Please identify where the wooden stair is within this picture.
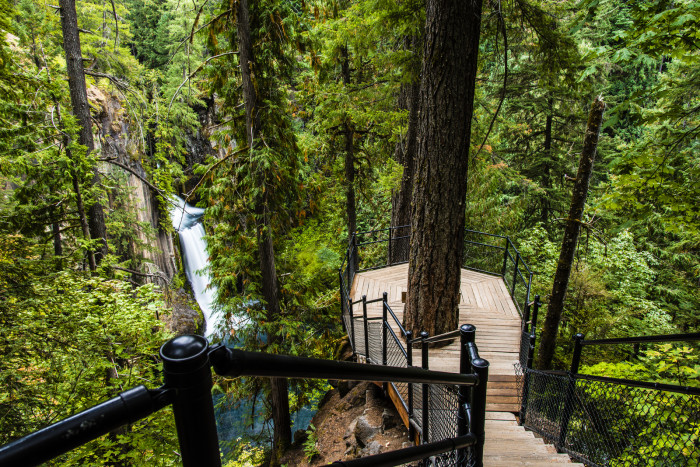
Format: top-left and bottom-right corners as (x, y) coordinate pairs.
(485, 413), (584, 466)
(350, 264), (582, 466)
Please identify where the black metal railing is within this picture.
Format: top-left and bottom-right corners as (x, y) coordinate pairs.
(340, 226), (532, 318)
(340, 226), (516, 466)
(519, 332), (700, 466)
(0, 331), (490, 467)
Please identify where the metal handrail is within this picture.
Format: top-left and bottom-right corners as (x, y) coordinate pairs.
(0, 333), (488, 467)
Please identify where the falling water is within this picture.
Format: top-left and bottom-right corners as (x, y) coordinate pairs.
(170, 197), (221, 339)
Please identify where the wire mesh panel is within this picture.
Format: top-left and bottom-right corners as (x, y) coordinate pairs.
(366, 320), (383, 365)
(522, 368), (700, 467)
(519, 330), (530, 369)
(356, 230), (391, 271)
(428, 385), (459, 442)
(462, 230), (505, 275)
(352, 317), (367, 358)
(522, 369), (569, 442)
(388, 229), (410, 265)
(429, 385), (462, 466)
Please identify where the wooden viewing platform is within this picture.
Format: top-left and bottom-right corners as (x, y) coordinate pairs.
(350, 264), (583, 466)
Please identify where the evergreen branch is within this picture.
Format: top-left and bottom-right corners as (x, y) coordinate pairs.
(183, 144), (250, 203)
(167, 51), (239, 118)
(98, 158), (168, 199)
(83, 70), (129, 92)
(164, 9), (233, 68)
(112, 266), (170, 284)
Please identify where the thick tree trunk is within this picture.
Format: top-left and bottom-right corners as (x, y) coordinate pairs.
(404, 0), (483, 337)
(536, 97), (605, 370)
(236, 1), (291, 463)
(59, 0), (107, 264)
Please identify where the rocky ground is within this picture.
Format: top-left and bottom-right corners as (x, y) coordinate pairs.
(281, 380), (414, 466)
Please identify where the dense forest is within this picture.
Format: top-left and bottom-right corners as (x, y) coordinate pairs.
(0, 0), (697, 465)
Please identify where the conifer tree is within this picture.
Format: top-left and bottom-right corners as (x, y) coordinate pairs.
(404, 0), (483, 336)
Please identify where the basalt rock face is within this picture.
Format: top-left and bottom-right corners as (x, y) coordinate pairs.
(88, 85), (178, 282)
(87, 86), (206, 335)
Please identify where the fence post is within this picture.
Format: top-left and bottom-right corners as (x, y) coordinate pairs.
(501, 238), (509, 277)
(421, 331), (429, 444)
(520, 295), (541, 425)
(388, 227), (393, 266)
(471, 353), (489, 467)
(339, 271), (347, 335)
(557, 333), (584, 451)
(382, 292), (389, 393)
(160, 335), (221, 467)
(511, 251), (520, 296)
(362, 295), (370, 360)
(348, 292), (356, 354)
(522, 300), (531, 334)
(458, 324), (476, 464)
(406, 331), (414, 442)
(531, 294), (540, 332)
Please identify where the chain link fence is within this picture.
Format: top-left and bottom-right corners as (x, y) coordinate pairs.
(519, 367), (700, 466)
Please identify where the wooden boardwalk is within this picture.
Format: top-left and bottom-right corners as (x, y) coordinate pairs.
(350, 264), (582, 466)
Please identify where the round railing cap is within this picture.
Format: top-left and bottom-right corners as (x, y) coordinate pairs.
(160, 335), (208, 362)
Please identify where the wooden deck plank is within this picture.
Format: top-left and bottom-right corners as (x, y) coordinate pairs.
(348, 264), (578, 465)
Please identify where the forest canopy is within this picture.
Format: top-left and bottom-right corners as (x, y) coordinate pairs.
(0, 0), (698, 464)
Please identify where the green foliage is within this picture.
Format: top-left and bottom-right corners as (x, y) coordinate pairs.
(584, 343), (700, 387)
(303, 423), (319, 461)
(0, 234), (177, 464)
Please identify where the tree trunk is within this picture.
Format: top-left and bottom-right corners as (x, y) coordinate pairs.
(404, 0), (483, 337)
(341, 46), (356, 242)
(536, 97), (605, 370)
(390, 60), (420, 264)
(59, 0), (107, 264)
(236, 0), (291, 463)
(541, 99), (553, 224)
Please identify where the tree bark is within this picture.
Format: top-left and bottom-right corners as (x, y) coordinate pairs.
(403, 0), (483, 337)
(390, 53), (420, 264)
(59, 0), (107, 264)
(541, 99), (553, 224)
(236, 0), (291, 463)
(536, 97), (605, 370)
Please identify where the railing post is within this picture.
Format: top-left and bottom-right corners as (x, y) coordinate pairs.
(388, 227), (393, 266)
(471, 353), (489, 467)
(362, 295), (370, 360)
(511, 251), (520, 296)
(531, 294), (540, 332)
(406, 331), (414, 442)
(522, 300), (531, 334)
(458, 324), (476, 464)
(382, 292), (389, 393)
(420, 331), (429, 444)
(558, 333), (584, 451)
(160, 335), (221, 467)
(520, 295), (540, 425)
(339, 271), (347, 335)
(501, 238), (509, 277)
(348, 294), (356, 354)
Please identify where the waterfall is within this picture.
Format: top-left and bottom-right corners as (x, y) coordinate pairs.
(170, 198), (221, 339)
